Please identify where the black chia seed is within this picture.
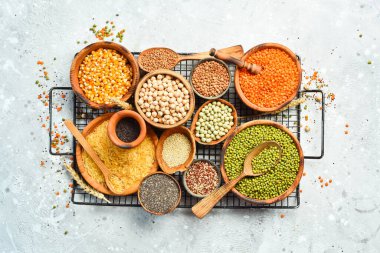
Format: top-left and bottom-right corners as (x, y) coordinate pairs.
(116, 117), (140, 143)
(139, 174), (180, 214)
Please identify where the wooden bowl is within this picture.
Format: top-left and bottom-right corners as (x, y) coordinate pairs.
(76, 113), (158, 196)
(156, 126), (196, 174)
(234, 43), (302, 112)
(182, 159), (221, 198)
(220, 120), (304, 204)
(70, 42), (140, 109)
(189, 57), (231, 100)
(190, 99), (238, 146)
(107, 110), (147, 149)
(138, 171), (181, 215)
(134, 69), (195, 129)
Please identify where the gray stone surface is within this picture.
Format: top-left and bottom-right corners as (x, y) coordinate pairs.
(0, 0), (379, 252)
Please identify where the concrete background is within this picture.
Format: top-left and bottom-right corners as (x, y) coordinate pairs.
(0, 0), (379, 252)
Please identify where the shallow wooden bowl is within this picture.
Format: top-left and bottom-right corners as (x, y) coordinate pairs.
(234, 43), (302, 112)
(156, 126), (196, 174)
(190, 99), (237, 146)
(220, 120), (304, 204)
(134, 69), (195, 129)
(70, 42), (140, 109)
(138, 171), (181, 215)
(76, 113), (158, 196)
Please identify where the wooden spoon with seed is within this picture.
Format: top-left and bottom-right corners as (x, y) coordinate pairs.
(192, 141), (282, 219)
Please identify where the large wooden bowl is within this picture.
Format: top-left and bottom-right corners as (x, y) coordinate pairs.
(234, 43), (302, 112)
(190, 99), (237, 146)
(70, 42), (140, 109)
(156, 126), (196, 174)
(76, 113), (158, 196)
(134, 69), (195, 129)
(220, 120), (304, 204)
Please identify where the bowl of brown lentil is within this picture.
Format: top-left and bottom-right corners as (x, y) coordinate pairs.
(182, 159), (221, 198)
(190, 58), (231, 99)
(156, 126), (196, 174)
(70, 41), (140, 109)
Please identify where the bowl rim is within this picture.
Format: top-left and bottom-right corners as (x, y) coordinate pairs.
(137, 171), (182, 215)
(189, 57), (231, 100)
(182, 159), (222, 198)
(220, 120), (304, 204)
(234, 43), (302, 112)
(70, 41), (140, 110)
(107, 110), (147, 149)
(134, 69), (195, 129)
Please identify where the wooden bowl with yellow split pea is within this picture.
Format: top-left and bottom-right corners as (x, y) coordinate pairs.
(70, 41), (140, 109)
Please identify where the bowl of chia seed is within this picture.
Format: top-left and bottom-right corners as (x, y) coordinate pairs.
(138, 172), (181, 215)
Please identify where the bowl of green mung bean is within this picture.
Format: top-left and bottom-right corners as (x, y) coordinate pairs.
(220, 120), (304, 204)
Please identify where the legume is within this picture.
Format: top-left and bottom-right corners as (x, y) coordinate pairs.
(251, 146), (281, 175)
(191, 60), (230, 97)
(139, 48), (178, 72)
(239, 48), (299, 108)
(224, 125), (300, 200)
(195, 101), (234, 143)
(185, 161), (219, 196)
(162, 133), (191, 168)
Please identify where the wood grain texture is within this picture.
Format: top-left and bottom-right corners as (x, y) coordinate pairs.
(234, 43), (302, 112)
(70, 41), (140, 109)
(134, 69), (195, 129)
(190, 99), (237, 146)
(156, 126), (196, 174)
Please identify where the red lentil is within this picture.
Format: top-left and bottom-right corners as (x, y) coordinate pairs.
(185, 161), (219, 196)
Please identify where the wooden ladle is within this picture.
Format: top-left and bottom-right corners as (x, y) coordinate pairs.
(138, 45), (244, 72)
(191, 141), (282, 219)
(209, 48), (262, 74)
(64, 120), (126, 195)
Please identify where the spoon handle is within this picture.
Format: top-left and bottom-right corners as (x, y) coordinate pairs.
(192, 173), (246, 219)
(210, 48), (262, 74)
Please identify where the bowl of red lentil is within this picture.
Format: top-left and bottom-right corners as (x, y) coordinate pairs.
(182, 159), (221, 198)
(235, 43), (302, 112)
(190, 58), (231, 99)
(70, 41), (140, 109)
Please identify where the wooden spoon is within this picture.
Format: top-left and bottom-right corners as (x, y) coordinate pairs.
(209, 48), (262, 74)
(191, 141), (282, 219)
(138, 45), (244, 72)
(64, 120), (126, 195)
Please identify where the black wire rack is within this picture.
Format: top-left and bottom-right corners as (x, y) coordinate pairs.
(49, 52), (324, 209)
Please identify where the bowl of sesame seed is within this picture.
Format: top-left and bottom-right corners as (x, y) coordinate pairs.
(70, 41), (140, 109)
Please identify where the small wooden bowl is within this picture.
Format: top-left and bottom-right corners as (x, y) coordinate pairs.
(190, 99), (238, 146)
(138, 171), (181, 215)
(220, 120), (304, 204)
(70, 42), (140, 109)
(182, 159), (221, 198)
(189, 57), (231, 100)
(134, 69), (195, 129)
(234, 43), (302, 112)
(156, 126), (196, 174)
(107, 110), (147, 149)
(76, 113), (158, 196)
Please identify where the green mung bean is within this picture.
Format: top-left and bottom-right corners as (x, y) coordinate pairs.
(251, 146), (281, 175)
(224, 125), (300, 200)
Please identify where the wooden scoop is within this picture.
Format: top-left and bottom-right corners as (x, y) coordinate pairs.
(138, 45), (244, 72)
(210, 48), (262, 74)
(191, 141), (282, 219)
(64, 120), (126, 195)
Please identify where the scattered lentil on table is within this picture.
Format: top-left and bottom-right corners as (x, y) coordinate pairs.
(78, 48), (133, 104)
(191, 60), (230, 97)
(137, 74), (191, 125)
(239, 48), (299, 108)
(139, 48), (178, 72)
(195, 101), (234, 143)
(224, 125), (300, 200)
(185, 161), (219, 196)
(162, 133), (191, 168)
(139, 174), (180, 214)
(116, 117), (140, 142)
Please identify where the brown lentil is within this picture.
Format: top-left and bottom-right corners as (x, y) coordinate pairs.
(191, 60), (230, 97)
(139, 48), (178, 72)
(185, 161), (219, 196)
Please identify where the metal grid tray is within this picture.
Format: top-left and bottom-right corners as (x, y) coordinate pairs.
(49, 53), (324, 209)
